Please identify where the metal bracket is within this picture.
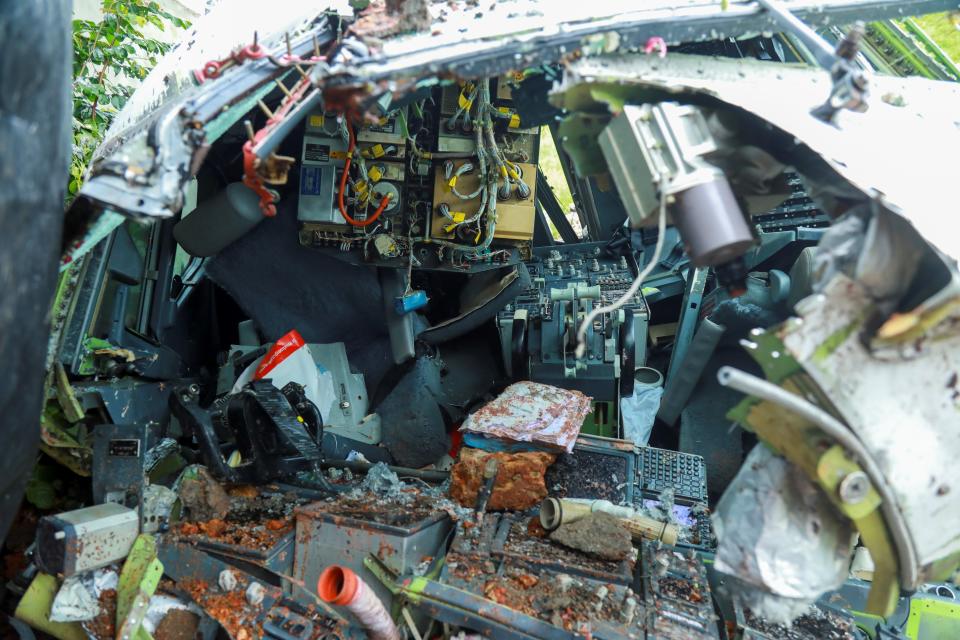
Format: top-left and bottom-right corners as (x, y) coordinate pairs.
(117, 535), (164, 640)
(731, 382), (901, 617)
(666, 267), (708, 385)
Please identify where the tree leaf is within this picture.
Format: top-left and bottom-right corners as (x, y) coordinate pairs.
(68, 0), (190, 196)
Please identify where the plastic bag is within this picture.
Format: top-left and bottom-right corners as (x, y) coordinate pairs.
(620, 385), (663, 446)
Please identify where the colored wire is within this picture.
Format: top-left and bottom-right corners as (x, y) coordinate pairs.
(337, 121), (388, 227)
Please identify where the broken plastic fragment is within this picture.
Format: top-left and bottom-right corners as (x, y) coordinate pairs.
(218, 569), (237, 592)
(361, 461), (402, 496)
(245, 582), (266, 606)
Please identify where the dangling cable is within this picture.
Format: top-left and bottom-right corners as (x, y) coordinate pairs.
(404, 234), (416, 296)
(574, 176), (669, 359)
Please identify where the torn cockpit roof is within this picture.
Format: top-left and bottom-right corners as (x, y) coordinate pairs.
(94, 0), (958, 154)
(96, 1), (352, 159)
(63, 0), (957, 269)
(345, 0), (959, 79)
(554, 52), (960, 266)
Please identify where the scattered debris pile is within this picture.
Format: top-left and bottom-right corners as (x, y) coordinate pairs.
(180, 573), (262, 640)
(642, 542), (718, 638)
(546, 447), (631, 503)
(740, 605), (860, 640)
(297, 485), (443, 528)
(12, 379), (728, 639)
(174, 484), (308, 552)
(14, 381), (855, 640)
(447, 556), (640, 632)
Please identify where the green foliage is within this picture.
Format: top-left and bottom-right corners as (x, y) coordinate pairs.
(913, 14), (960, 65)
(70, 1), (190, 196)
(25, 464), (61, 510)
(538, 127), (574, 214)
(25, 456), (87, 511)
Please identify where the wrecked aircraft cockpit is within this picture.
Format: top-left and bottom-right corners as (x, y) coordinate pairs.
(22, 0), (960, 638)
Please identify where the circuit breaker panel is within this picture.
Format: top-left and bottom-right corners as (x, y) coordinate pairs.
(298, 114), (350, 228)
(296, 77), (539, 271)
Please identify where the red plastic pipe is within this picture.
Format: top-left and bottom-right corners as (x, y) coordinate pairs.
(337, 123), (388, 227)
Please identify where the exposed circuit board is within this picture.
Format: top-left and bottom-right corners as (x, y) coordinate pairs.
(296, 76), (540, 273)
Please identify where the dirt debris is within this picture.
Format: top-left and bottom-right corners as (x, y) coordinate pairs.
(155, 609), (200, 640)
(181, 577), (262, 640)
(447, 554), (638, 632)
(449, 448), (556, 511)
(546, 449), (630, 504)
(227, 485), (260, 499)
(175, 486), (305, 551)
(351, 0), (433, 39)
(298, 487), (440, 528)
(526, 516), (547, 538)
(549, 512), (634, 562)
(298, 464), (468, 539)
(176, 517), (293, 550)
(743, 606), (858, 640)
(178, 467), (231, 522)
(84, 588), (117, 640)
(657, 575), (706, 604)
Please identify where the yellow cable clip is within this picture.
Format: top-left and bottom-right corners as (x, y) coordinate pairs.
(497, 106), (521, 128)
(443, 212), (466, 233)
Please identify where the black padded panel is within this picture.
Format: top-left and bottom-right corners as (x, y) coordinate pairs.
(679, 347), (759, 498)
(420, 263), (530, 345)
(206, 198), (394, 392)
(376, 355), (449, 467)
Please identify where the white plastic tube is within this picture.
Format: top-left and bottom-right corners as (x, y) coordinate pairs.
(318, 566), (400, 640)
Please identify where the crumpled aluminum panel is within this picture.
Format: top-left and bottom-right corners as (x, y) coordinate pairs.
(103, 0), (349, 143)
(713, 445), (855, 623)
(779, 275), (960, 580)
(558, 52), (960, 263)
(361, 1), (953, 81)
(460, 381), (592, 453)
